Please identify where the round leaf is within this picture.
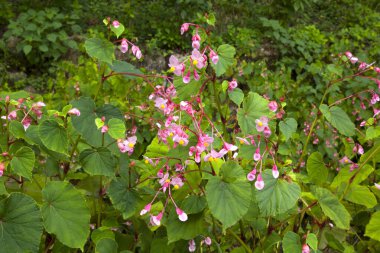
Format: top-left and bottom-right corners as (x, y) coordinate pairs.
(107, 118), (126, 139)
(42, 181), (91, 250)
(166, 211), (206, 243)
(84, 38), (115, 65)
(365, 211), (380, 241)
(0, 193), (43, 253)
(96, 238), (118, 253)
(80, 148), (116, 177)
(319, 104), (355, 137)
(307, 152), (328, 186)
(279, 118), (297, 141)
(212, 44), (236, 76)
(206, 161), (251, 229)
(256, 170), (301, 216)
(39, 120), (68, 154)
(10, 146), (35, 180)
(282, 231), (302, 253)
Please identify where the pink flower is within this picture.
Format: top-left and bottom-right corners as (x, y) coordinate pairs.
(180, 23), (189, 35)
(112, 20), (120, 28)
(255, 116), (269, 132)
(358, 62), (367, 70)
(68, 108), (80, 116)
(247, 169), (256, 181)
(191, 49), (206, 69)
(173, 135), (189, 146)
(339, 156), (352, 165)
(253, 148), (261, 161)
(22, 117), (32, 130)
(159, 173), (170, 192)
(118, 136), (137, 154)
(374, 67), (380, 74)
(353, 143), (364, 155)
(204, 237), (212, 246)
(157, 169), (164, 178)
(188, 239), (196, 252)
(272, 164), (279, 178)
(183, 71), (191, 83)
(132, 45), (142, 59)
(193, 70), (200, 81)
(345, 51), (352, 58)
(140, 203), (152, 215)
(32, 101), (46, 108)
(236, 137), (250, 145)
(180, 101), (195, 115)
(154, 97), (168, 110)
(374, 108), (380, 117)
(101, 125), (108, 133)
(375, 183), (380, 190)
(171, 176), (184, 189)
(209, 50), (219, 64)
(268, 101), (278, 112)
(0, 162), (4, 177)
(204, 149), (223, 162)
(370, 93), (379, 104)
(302, 244), (310, 253)
(350, 57), (358, 64)
(176, 208), (188, 222)
(228, 80), (238, 91)
(120, 38), (128, 53)
(359, 121), (366, 127)
(150, 212), (163, 226)
(219, 142), (238, 156)
(168, 55), (184, 76)
(263, 126), (271, 138)
(192, 34), (201, 49)
(255, 173), (265, 190)
(7, 110), (17, 120)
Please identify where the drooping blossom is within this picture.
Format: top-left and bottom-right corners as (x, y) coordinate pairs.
(0, 162), (4, 177)
(370, 93), (379, 104)
(183, 71), (191, 83)
(209, 50), (219, 64)
(353, 143), (364, 155)
(253, 148), (261, 161)
(263, 126), (271, 138)
(350, 57), (358, 64)
(247, 169), (256, 181)
(255, 116), (269, 132)
(7, 110), (17, 120)
(176, 208), (188, 222)
(32, 101), (46, 108)
(180, 23), (189, 35)
(272, 164), (279, 178)
(268, 101), (278, 112)
(193, 70), (200, 81)
(120, 38), (128, 53)
(140, 203), (152, 215)
(204, 237), (212, 246)
(375, 183), (380, 190)
(219, 142), (238, 156)
(132, 45), (142, 59)
(255, 173), (265, 190)
(101, 125), (108, 133)
(191, 34), (201, 49)
(168, 55), (184, 76)
(358, 62), (367, 70)
(112, 20), (120, 28)
(302, 244), (310, 253)
(228, 80), (238, 91)
(188, 239), (196, 252)
(68, 108), (81, 116)
(22, 117), (32, 130)
(150, 212), (163, 226)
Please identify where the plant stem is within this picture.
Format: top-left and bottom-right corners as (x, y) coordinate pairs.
(227, 228), (252, 253)
(97, 176), (103, 228)
(212, 78), (229, 141)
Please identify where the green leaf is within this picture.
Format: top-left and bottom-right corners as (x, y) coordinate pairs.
(79, 148), (116, 177)
(306, 152), (328, 185)
(306, 233), (318, 250)
(365, 211), (380, 241)
(9, 120), (25, 139)
(107, 118), (126, 139)
(365, 126), (380, 140)
(237, 92), (272, 135)
(312, 186), (351, 229)
(181, 195), (207, 214)
(109, 60), (143, 79)
(39, 120), (68, 154)
(206, 161), (251, 229)
(42, 181), (91, 250)
(110, 23), (125, 38)
(23, 44), (32, 55)
(173, 76), (202, 101)
(91, 227), (115, 245)
(71, 97), (123, 147)
(108, 177), (141, 219)
(96, 238), (118, 253)
(166, 211), (206, 243)
(10, 146), (35, 180)
(282, 231), (302, 253)
(319, 104), (355, 137)
(360, 143), (380, 165)
(228, 88), (244, 106)
(279, 118), (297, 141)
(84, 38), (115, 65)
(331, 164), (374, 189)
(0, 193), (43, 253)
(256, 170), (301, 216)
(212, 44), (236, 76)
(345, 185), (377, 208)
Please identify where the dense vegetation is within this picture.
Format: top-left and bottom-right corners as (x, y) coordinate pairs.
(0, 1), (380, 252)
